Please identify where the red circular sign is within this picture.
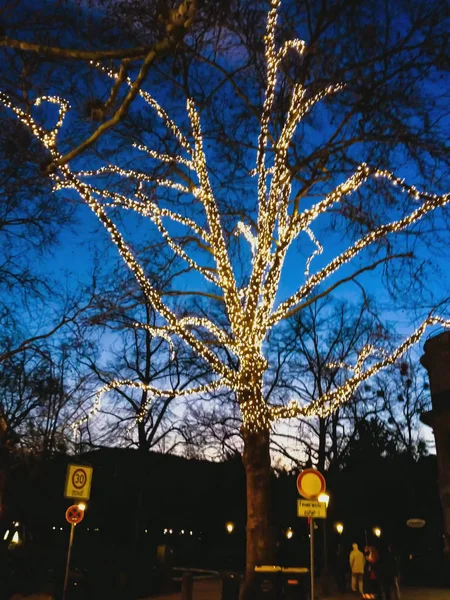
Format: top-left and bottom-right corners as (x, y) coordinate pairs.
(72, 468), (87, 489)
(296, 469), (326, 499)
(65, 505), (85, 524)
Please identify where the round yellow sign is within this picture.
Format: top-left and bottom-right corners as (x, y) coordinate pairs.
(296, 469), (326, 499)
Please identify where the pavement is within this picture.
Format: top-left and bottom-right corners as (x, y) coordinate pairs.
(147, 578), (450, 599)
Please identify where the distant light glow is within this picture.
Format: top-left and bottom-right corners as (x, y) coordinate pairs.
(226, 522), (235, 534)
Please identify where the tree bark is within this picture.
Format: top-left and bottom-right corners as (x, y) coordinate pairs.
(240, 426), (274, 600)
(0, 430), (10, 521)
(317, 416), (326, 472)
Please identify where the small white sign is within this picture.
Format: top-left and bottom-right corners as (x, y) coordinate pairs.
(64, 464), (93, 500)
(297, 499), (327, 519)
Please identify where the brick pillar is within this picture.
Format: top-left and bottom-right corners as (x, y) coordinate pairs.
(420, 331), (450, 575)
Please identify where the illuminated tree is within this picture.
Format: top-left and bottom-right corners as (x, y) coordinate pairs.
(81, 250), (210, 454)
(267, 297), (385, 471)
(1, 0), (449, 594)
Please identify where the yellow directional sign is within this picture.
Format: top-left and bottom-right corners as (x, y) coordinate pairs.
(64, 464), (93, 500)
(297, 499), (327, 519)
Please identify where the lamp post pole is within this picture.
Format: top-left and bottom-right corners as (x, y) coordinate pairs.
(310, 517), (315, 600)
(318, 493), (331, 595)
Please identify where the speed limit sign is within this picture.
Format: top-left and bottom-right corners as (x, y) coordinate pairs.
(64, 464), (93, 500)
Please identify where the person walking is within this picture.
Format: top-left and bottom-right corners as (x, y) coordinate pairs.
(364, 545), (380, 599)
(349, 543), (365, 595)
(379, 544), (399, 600)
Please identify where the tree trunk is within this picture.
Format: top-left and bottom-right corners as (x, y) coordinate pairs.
(0, 416), (8, 519)
(317, 416), (326, 472)
(0, 465), (6, 517)
(240, 427), (274, 600)
(134, 422), (148, 551)
(330, 409), (339, 473)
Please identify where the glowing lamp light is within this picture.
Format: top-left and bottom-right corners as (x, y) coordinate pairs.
(335, 523), (344, 535)
(318, 492), (330, 507)
(3, 530), (9, 541)
(78, 503), (86, 511)
(373, 527), (382, 538)
(226, 522), (235, 534)
(286, 527), (294, 540)
(11, 531), (20, 544)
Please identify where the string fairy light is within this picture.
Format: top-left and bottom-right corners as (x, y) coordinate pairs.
(1, 0), (449, 436)
(235, 221), (258, 257)
(304, 228), (323, 276)
(269, 316), (450, 422)
(71, 378), (228, 434)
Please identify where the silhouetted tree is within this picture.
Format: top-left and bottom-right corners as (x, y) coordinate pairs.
(1, 1), (450, 595)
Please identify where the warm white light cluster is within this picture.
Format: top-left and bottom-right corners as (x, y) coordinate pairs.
(270, 316), (450, 421)
(71, 377), (228, 434)
(1, 0), (449, 435)
(235, 221), (258, 257)
(304, 227), (323, 276)
(70, 392), (101, 434)
(328, 344), (388, 374)
(133, 316), (234, 350)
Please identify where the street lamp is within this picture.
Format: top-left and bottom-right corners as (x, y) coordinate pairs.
(335, 522), (344, 535)
(286, 527), (294, 540)
(373, 527), (382, 538)
(318, 492), (330, 507)
(318, 492), (331, 595)
(226, 522), (235, 534)
(11, 530), (20, 544)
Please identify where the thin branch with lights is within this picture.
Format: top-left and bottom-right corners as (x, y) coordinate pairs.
(1, 0), (449, 436)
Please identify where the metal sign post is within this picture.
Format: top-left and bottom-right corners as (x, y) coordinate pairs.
(62, 504), (85, 600)
(62, 522), (76, 600)
(296, 469), (326, 600)
(310, 517), (315, 600)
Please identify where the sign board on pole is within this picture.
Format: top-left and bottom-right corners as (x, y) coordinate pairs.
(297, 499), (327, 519)
(296, 468), (326, 499)
(65, 505), (85, 525)
(64, 464), (93, 500)
(63, 504), (84, 600)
